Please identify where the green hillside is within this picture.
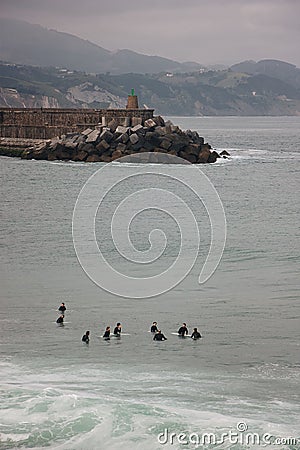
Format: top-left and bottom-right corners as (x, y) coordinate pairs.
(1, 62), (300, 115)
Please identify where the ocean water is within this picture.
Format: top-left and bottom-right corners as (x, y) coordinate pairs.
(0, 116), (299, 449)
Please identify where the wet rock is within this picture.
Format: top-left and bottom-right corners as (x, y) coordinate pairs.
(96, 140), (110, 152)
(171, 125), (180, 133)
(63, 141), (78, 150)
(72, 150), (88, 161)
(107, 119), (118, 133)
(131, 124), (144, 133)
(160, 139), (172, 150)
(145, 132), (161, 147)
(155, 126), (167, 136)
(116, 143), (126, 153)
(86, 154), (102, 162)
(153, 116), (165, 127)
(169, 137), (188, 153)
(53, 146), (72, 160)
(179, 151), (197, 163)
(47, 153), (57, 161)
(208, 151), (220, 163)
(143, 140), (156, 151)
(220, 150), (230, 156)
(21, 147), (35, 159)
(116, 125), (129, 134)
(85, 130), (101, 144)
(116, 133), (129, 144)
(197, 147), (211, 163)
(144, 118), (157, 128)
(32, 145), (49, 160)
(100, 129), (113, 143)
(111, 149), (123, 160)
(81, 143), (96, 154)
(59, 151), (73, 160)
(100, 154), (112, 162)
(131, 137), (145, 151)
(129, 133), (139, 145)
(81, 128), (94, 136)
(183, 144), (200, 156)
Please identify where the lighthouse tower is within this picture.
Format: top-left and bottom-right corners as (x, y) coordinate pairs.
(126, 88), (139, 109)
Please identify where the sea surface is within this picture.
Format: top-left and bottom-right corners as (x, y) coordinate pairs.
(0, 116), (299, 449)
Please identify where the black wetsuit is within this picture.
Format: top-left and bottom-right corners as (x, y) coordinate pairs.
(151, 325), (158, 333)
(58, 306), (66, 313)
(56, 317), (64, 324)
(103, 330), (110, 340)
(178, 326), (188, 336)
(153, 332), (167, 341)
(191, 331), (201, 340)
(82, 334), (89, 343)
(113, 327), (121, 336)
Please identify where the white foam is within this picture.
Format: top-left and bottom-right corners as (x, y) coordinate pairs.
(0, 433), (31, 442)
(1, 358), (299, 450)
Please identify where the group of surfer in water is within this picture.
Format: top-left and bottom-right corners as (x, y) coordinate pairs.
(56, 303), (202, 344)
(150, 321), (201, 340)
(56, 302), (66, 323)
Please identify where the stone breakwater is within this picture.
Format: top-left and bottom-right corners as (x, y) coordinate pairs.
(17, 116), (230, 163)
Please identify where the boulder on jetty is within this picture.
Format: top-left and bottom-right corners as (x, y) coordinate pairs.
(21, 117), (230, 164)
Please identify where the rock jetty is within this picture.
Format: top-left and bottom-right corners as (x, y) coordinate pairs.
(18, 116), (229, 164)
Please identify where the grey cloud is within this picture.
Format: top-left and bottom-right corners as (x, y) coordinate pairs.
(0, 0), (299, 66)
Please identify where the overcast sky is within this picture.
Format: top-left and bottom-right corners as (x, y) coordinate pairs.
(1, 0), (299, 66)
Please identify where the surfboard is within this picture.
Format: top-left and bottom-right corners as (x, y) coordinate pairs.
(54, 321), (71, 324)
(171, 332), (192, 337)
(110, 333), (131, 337)
(97, 333), (131, 339)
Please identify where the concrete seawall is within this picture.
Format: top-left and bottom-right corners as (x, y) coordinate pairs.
(0, 108), (154, 139)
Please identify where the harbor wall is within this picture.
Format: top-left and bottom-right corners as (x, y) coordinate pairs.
(0, 108), (154, 139)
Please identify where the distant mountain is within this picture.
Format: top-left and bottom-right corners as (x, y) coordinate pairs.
(0, 18), (204, 75)
(231, 59), (300, 89)
(1, 62), (300, 115)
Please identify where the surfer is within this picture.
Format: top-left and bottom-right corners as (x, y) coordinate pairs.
(150, 321), (158, 333)
(153, 330), (167, 341)
(113, 323), (122, 336)
(178, 323), (188, 337)
(103, 326), (111, 340)
(58, 302), (66, 314)
(56, 314), (64, 324)
(82, 331), (90, 343)
(191, 328), (202, 340)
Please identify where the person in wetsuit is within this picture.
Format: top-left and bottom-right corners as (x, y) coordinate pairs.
(56, 314), (64, 324)
(103, 326), (111, 340)
(178, 323), (188, 337)
(82, 331), (90, 343)
(191, 328), (201, 340)
(150, 322), (158, 333)
(113, 323), (122, 336)
(58, 302), (66, 314)
(153, 330), (167, 341)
